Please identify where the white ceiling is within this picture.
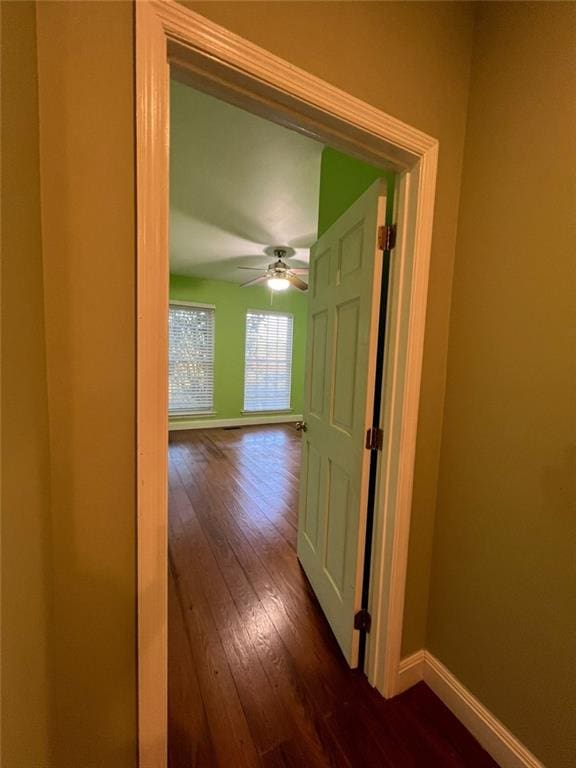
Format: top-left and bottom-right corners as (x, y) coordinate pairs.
(170, 80), (323, 282)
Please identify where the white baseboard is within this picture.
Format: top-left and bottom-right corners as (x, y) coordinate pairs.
(397, 649), (426, 694)
(397, 651), (544, 768)
(168, 413), (303, 431)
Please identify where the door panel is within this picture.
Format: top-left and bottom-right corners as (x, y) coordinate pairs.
(297, 179), (386, 666)
(324, 460), (352, 595)
(312, 247), (331, 298)
(338, 221), (364, 278)
(332, 299), (360, 433)
(308, 310), (328, 418)
(303, 444), (322, 551)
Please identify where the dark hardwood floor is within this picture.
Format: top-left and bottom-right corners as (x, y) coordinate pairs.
(168, 424), (499, 768)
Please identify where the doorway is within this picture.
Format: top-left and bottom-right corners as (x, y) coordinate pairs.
(167, 81), (394, 764)
(137, 3), (439, 762)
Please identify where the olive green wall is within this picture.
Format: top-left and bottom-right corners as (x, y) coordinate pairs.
(7, 3), (575, 764)
(317, 147), (394, 236)
(35, 2), (137, 766)
(428, 4), (576, 767)
(5, 2), (480, 762)
(1, 3), (52, 764)
(187, 0), (476, 657)
(169, 276), (308, 425)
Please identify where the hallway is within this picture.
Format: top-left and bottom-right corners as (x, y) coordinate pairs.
(168, 425), (499, 768)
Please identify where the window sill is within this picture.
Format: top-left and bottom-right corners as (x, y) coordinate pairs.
(241, 409), (293, 415)
(169, 411), (217, 418)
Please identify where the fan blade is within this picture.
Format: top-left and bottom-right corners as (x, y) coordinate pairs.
(288, 268), (309, 274)
(286, 273), (308, 291)
(237, 266), (268, 270)
(241, 275), (268, 288)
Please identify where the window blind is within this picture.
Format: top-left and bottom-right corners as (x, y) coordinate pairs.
(244, 310), (293, 412)
(169, 303), (215, 414)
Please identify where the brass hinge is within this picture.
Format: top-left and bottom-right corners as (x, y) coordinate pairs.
(378, 224), (397, 251)
(365, 426), (383, 451)
(354, 609), (372, 633)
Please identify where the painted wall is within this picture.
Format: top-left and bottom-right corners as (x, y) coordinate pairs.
(35, 2), (137, 766)
(9, 3), (575, 763)
(187, 0), (476, 657)
(427, 4), (576, 767)
(5, 1), (477, 761)
(317, 147), (394, 236)
(169, 149), (391, 429)
(1, 3), (52, 764)
(169, 276), (308, 426)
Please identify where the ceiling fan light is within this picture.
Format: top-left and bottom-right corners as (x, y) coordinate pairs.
(268, 277), (290, 291)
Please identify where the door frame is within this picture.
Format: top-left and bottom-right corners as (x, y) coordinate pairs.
(136, 1), (438, 765)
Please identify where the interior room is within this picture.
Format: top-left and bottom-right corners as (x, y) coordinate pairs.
(168, 80), (318, 434)
(166, 80), (498, 767)
(3, 3), (574, 768)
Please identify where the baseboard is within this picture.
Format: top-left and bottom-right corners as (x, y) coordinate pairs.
(168, 413), (303, 431)
(397, 650), (426, 694)
(397, 651), (544, 768)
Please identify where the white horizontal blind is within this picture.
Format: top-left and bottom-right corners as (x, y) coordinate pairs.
(244, 310), (293, 412)
(169, 303), (215, 414)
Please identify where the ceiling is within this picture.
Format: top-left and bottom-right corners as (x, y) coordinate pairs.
(170, 80), (323, 283)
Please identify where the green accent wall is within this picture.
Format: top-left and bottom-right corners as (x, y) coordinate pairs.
(169, 149), (394, 430)
(169, 275), (308, 425)
(317, 147), (395, 236)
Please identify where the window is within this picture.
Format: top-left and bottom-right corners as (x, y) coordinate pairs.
(244, 310), (293, 412)
(168, 303), (215, 414)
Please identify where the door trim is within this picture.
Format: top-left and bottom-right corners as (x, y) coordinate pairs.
(136, 1), (438, 764)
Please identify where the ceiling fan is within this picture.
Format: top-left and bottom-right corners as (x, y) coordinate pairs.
(239, 246), (309, 292)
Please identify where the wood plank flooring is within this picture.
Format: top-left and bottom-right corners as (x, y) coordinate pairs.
(168, 424), (499, 768)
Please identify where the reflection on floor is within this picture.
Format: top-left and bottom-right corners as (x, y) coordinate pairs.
(168, 424), (499, 768)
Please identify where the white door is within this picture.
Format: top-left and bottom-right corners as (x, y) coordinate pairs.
(297, 179), (387, 666)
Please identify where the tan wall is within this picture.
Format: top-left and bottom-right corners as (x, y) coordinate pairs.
(2, 6), (475, 761)
(12, 2), (572, 763)
(187, 0), (475, 658)
(34, 2), (137, 766)
(427, 4), (576, 767)
(1, 3), (52, 764)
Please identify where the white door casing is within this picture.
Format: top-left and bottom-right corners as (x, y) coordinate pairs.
(137, 1), (438, 764)
(297, 180), (386, 666)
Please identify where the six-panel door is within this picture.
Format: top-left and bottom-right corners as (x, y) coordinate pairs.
(297, 179), (386, 666)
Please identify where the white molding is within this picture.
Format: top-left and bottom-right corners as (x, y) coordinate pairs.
(424, 653), (545, 768)
(169, 410), (216, 418)
(169, 299), (215, 309)
(240, 409), (294, 415)
(397, 649), (426, 694)
(169, 414), (303, 431)
(154, 0), (435, 169)
(136, 3), (169, 767)
(397, 651), (545, 768)
(138, 0), (439, 762)
(247, 307), (293, 318)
